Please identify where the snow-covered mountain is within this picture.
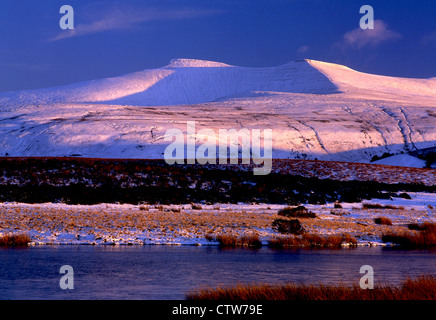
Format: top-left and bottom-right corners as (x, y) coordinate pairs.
(0, 59), (340, 106)
(0, 58), (435, 167)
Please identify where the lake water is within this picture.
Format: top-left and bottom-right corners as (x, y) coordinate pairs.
(1, 245), (435, 300)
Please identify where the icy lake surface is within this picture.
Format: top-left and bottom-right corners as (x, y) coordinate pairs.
(1, 246), (435, 300)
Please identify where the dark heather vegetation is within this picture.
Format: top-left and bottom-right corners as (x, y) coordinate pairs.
(272, 218), (305, 235)
(362, 203), (403, 210)
(277, 205), (317, 218)
(186, 275), (436, 300)
(398, 192), (411, 199)
(0, 157), (434, 205)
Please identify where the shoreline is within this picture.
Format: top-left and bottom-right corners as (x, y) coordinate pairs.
(23, 242), (390, 247)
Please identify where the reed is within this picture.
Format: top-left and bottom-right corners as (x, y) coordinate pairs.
(186, 275), (436, 300)
(382, 224), (436, 249)
(267, 233), (357, 249)
(210, 233), (262, 248)
(0, 233), (31, 246)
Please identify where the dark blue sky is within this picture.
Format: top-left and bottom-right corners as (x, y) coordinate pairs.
(1, 0), (436, 92)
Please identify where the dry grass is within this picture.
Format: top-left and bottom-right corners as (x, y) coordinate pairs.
(211, 233), (262, 248)
(278, 206), (316, 218)
(186, 275), (436, 300)
(382, 223), (436, 249)
(268, 233), (357, 249)
(205, 233), (215, 242)
(406, 222), (436, 232)
(272, 218), (305, 235)
(0, 202), (433, 245)
(374, 217), (393, 226)
(0, 233), (31, 246)
(420, 222), (436, 233)
(0, 204), (278, 244)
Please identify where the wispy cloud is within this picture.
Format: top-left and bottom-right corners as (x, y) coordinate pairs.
(48, 5), (221, 42)
(297, 45), (310, 54)
(342, 20), (401, 49)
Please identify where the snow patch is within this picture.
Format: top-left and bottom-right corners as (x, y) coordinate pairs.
(372, 154), (426, 168)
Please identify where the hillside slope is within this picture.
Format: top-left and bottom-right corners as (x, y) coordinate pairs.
(0, 59), (435, 166)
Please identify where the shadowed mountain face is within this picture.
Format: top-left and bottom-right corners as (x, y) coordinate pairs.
(103, 60), (340, 106)
(0, 59), (435, 166)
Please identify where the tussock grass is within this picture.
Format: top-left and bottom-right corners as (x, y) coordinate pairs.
(382, 232), (436, 249)
(420, 222), (436, 233)
(205, 233), (215, 242)
(374, 217), (393, 226)
(208, 232), (358, 249)
(272, 218), (305, 235)
(267, 233), (357, 249)
(278, 206), (317, 218)
(208, 233), (262, 248)
(382, 223), (436, 249)
(186, 275), (436, 300)
(239, 234), (262, 248)
(406, 222), (435, 232)
(0, 233), (31, 246)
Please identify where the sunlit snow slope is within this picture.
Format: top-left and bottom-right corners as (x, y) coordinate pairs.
(0, 59), (435, 166)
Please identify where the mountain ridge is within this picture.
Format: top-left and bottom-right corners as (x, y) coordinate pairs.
(1, 58), (436, 107)
(0, 58), (339, 107)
